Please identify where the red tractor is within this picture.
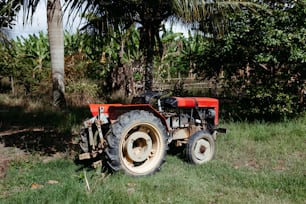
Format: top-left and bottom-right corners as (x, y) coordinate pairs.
(78, 92), (226, 176)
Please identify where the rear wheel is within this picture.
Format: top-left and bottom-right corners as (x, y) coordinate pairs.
(105, 110), (168, 176)
(186, 131), (215, 164)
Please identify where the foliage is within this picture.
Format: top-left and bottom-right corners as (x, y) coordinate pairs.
(66, 80), (100, 106)
(64, 31), (104, 82)
(154, 27), (184, 80)
(190, 0), (306, 121)
(0, 31), (102, 99)
(68, 0), (261, 91)
(0, 32), (51, 95)
(71, 0), (173, 91)
(1, 0), (305, 121)
(75, 18), (146, 95)
(0, 0), (21, 41)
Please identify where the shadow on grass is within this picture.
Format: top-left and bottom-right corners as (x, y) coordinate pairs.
(0, 130), (75, 155)
(0, 103), (91, 156)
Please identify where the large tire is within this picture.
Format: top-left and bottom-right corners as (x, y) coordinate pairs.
(105, 110), (168, 176)
(186, 131), (216, 165)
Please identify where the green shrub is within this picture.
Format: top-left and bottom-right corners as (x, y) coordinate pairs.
(66, 80), (100, 106)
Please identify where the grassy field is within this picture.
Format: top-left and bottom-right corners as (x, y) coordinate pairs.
(0, 95), (305, 204)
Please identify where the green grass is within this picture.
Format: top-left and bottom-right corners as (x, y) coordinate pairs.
(0, 95), (305, 204)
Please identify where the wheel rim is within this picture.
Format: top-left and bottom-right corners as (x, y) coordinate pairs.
(193, 138), (211, 163)
(120, 122), (163, 175)
(125, 131), (153, 162)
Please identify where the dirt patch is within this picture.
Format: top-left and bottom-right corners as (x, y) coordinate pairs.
(0, 128), (79, 179)
(0, 143), (28, 178)
(0, 94), (88, 179)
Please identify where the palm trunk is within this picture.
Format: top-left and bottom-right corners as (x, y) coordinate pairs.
(142, 25), (156, 92)
(47, 0), (65, 108)
(141, 17), (164, 92)
(145, 47), (154, 91)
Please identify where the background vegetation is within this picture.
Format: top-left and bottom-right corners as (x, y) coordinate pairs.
(1, 0), (305, 121)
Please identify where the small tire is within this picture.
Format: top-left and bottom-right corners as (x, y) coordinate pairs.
(186, 131), (216, 165)
(105, 110), (168, 176)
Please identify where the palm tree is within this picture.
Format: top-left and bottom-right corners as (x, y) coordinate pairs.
(69, 0), (262, 92)
(47, 0), (65, 107)
(69, 0), (172, 91)
(22, 0), (65, 107)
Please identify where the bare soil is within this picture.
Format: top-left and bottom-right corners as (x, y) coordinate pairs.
(0, 128), (78, 179)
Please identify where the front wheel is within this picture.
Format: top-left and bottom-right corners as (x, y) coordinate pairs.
(105, 110), (168, 176)
(186, 131), (216, 165)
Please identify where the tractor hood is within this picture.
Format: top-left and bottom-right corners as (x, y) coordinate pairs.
(161, 97), (219, 109)
(161, 97), (219, 125)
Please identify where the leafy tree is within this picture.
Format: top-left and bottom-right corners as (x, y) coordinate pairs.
(191, 0), (306, 120)
(0, 0), (21, 41)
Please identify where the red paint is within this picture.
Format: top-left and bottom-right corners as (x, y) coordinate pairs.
(89, 104), (123, 116)
(174, 97), (196, 107)
(174, 97), (219, 125)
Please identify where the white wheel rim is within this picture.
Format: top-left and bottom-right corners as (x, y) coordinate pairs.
(120, 123), (164, 175)
(125, 132), (153, 162)
(194, 139), (211, 162)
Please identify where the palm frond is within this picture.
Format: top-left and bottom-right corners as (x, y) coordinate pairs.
(21, 0), (41, 23)
(173, 0), (267, 23)
(172, 0), (268, 37)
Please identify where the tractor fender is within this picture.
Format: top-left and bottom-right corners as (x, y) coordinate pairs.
(88, 104), (169, 131)
(107, 104), (169, 131)
(89, 104), (123, 117)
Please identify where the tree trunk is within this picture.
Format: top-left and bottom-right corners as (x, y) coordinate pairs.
(145, 47), (154, 92)
(141, 25), (156, 92)
(47, 0), (65, 108)
(10, 76), (14, 95)
(141, 18), (164, 92)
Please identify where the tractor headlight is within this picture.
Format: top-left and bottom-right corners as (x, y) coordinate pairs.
(206, 109), (215, 119)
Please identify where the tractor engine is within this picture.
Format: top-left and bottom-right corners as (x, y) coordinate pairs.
(159, 97), (219, 144)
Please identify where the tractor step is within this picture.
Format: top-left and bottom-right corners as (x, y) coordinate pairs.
(79, 150), (103, 160)
(79, 152), (91, 160)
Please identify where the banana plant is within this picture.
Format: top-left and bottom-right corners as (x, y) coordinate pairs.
(14, 32), (50, 80)
(120, 25), (141, 64)
(155, 26), (185, 81)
